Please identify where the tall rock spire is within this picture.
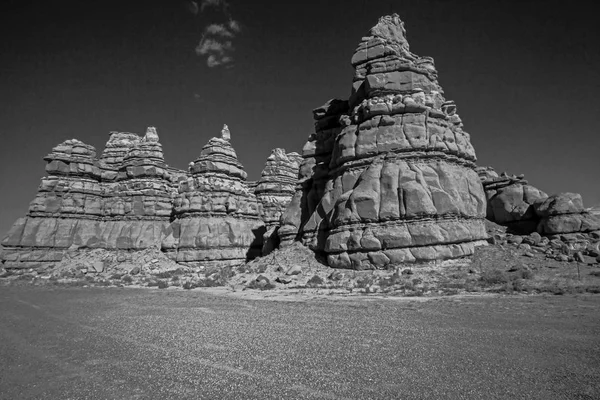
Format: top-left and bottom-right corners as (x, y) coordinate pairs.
(280, 14), (488, 269)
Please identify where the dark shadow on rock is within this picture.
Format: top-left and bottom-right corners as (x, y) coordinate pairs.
(246, 225), (267, 262)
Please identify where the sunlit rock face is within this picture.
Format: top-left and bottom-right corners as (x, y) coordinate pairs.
(162, 126), (265, 267)
(534, 193), (600, 235)
(280, 14), (488, 269)
(477, 166), (548, 235)
(99, 128), (178, 250)
(477, 167), (600, 236)
(1, 129), (182, 269)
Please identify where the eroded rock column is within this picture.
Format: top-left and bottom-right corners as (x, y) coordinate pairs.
(282, 14), (488, 269)
(162, 125), (265, 266)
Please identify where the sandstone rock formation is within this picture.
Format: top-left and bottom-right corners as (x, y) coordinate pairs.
(534, 193), (600, 235)
(1, 128), (181, 268)
(255, 149), (302, 254)
(478, 167), (600, 237)
(477, 166), (548, 234)
(161, 125), (265, 266)
(280, 14), (488, 269)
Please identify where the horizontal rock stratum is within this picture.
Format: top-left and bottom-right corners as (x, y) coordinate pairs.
(7, 13), (596, 273)
(1, 129), (178, 268)
(161, 125), (265, 266)
(280, 14), (488, 269)
(1, 126), (300, 269)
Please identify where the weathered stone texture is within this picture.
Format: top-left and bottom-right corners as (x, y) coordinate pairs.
(534, 193), (600, 235)
(477, 167), (548, 234)
(161, 126), (264, 266)
(255, 149), (301, 254)
(1, 128), (181, 268)
(280, 14), (487, 269)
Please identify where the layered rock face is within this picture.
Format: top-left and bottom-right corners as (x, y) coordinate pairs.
(477, 167), (600, 236)
(1, 129), (180, 268)
(255, 149), (301, 254)
(534, 193), (600, 235)
(281, 14), (488, 269)
(477, 166), (548, 234)
(162, 125), (264, 266)
(2, 140), (103, 267)
(255, 149), (302, 228)
(100, 128), (177, 249)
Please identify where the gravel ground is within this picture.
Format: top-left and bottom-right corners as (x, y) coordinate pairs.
(1, 287), (599, 399)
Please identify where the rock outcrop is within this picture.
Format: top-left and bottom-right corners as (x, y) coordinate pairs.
(477, 166), (548, 234)
(1, 128), (181, 268)
(255, 149), (302, 228)
(161, 125), (265, 266)
(280, 14), (488, 269)
(478, 168), (600, 237)
(254, 149), (302, 254)
(534, 193), (600, 235)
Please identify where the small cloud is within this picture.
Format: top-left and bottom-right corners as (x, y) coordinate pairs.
(196, 37), (234, 68)
(206, 54), (233, 68)
(205, 23), (234, 38)
(191, 0), (240, 68)
(207, 55), (223, 67)
(196, 38), (233, 55)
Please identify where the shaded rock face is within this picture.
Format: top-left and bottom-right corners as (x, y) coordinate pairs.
(534, 193), (600, 235)
(280, 14), (488, 269)
(161, 126), (265, 266)
(255, 149), (302, 254)
(1, 129), (182, 268)
(477, 166), (548, 234)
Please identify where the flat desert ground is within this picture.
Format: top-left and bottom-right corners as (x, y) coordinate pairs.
(1, 287), (599, 399)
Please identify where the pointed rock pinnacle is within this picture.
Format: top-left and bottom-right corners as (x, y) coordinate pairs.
(221, 124), (231, 141)
(144, 126), (159, 142)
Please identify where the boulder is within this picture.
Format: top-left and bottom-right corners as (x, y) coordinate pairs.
(535, 193), (600, 235)
(476, 166), (547, 234)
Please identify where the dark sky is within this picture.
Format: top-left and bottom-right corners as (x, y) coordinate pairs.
(1, 0), (599, 236)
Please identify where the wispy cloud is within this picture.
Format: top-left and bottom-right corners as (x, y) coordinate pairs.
(185, 0), (241, 68)
(196, 38), (233, 55)
(196, 20), (241, 68)
(196, 36), (234, 67)
(205, 23), (235, 37)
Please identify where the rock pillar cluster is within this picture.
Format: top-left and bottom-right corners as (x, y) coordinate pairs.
(1, 129), (178, 268)
(281, 14), (488, 269)
(1, 123), (303, 269)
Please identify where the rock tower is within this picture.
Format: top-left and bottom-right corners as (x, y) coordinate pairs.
(255, 148), (302, 254)
(280, 14), (488, 269)
(161, 126), (265, 266)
